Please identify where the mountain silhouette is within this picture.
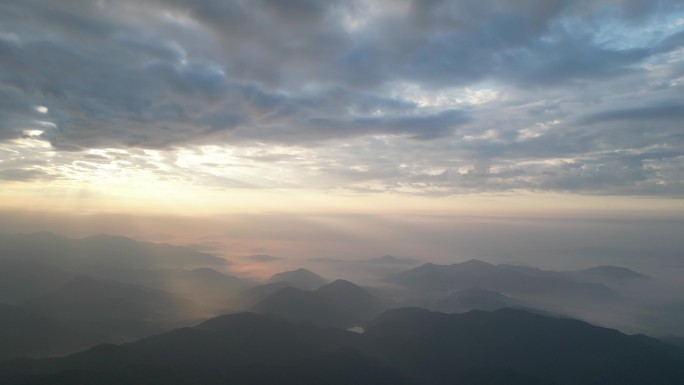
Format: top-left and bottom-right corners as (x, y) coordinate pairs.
(389, 259), (618, 302)
(432, 287), (522, 313)
(366, 255), (420, 265)
(127, 268), (247, 309)
(266, 268), (328, 290)
(499, 264), (650, 284)
(21, 275), (198, 341)
(0, 259), (76, 304)
(230, 281), (295, 309)
(575, 265), (650, 281)
(0, 312), (391, 385)
(0, 233), (226, 272)
(0, 303), (100, 361)
(252, 279), (386, 328)
(364, 307), (684, 385)
(3, 308), (684, 385)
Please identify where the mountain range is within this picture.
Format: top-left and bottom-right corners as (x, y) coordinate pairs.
(1, 231), (683, 383)
(2, 308), (683, 385)
(251, 279), (386, 328)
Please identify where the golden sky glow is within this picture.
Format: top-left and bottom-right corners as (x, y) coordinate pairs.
(1, 0), (684, 272)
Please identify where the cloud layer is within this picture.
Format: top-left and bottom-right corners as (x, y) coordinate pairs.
(1, 0), (683, 195)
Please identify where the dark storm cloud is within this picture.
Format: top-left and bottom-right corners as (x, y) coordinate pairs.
(0, 0), (683, 195)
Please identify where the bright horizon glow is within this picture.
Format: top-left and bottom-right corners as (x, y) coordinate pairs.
(1, 177), (682, 217)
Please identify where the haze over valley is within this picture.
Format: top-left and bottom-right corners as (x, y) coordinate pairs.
(1, 0), (684, 383)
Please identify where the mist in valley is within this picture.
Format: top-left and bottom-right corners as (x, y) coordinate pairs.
(0, 221), (683, 384)
(2, 0), (684, 383)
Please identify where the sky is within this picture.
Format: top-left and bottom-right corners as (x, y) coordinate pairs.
(1, 0), (683, 270)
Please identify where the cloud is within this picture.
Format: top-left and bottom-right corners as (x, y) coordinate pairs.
(0, 0), (683, 196)
(580, 104), (684, 125)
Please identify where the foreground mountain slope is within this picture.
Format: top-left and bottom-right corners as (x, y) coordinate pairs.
(0, 304), (100, 361)
(364, 308), (684, 385)
(3, 308), (684, 385)
(21, 349), (415, 385)
(0, 313), (409, 385)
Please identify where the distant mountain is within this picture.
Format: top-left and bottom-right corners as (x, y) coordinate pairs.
(0, 259), (75, 304)
(306, 255), (423, 283)
(496, 264), (566, 279)
(252, 280), (386, 328)
(307, 255), (419, 265)
(21, 275), (197, 341)
(0, 304), (100, 361)
(433, 288), (522, 313)
(243, 254), (283, 262)
(126, 268), (247, 308)
(230, 281), (294, 310)
(499, 264), (650, 283)
(0, 232), (226, 271)
(574, 265), (650, 281)
(389, 259), (618, 301)
(366, 255), (420, 265)
(4, 309), (684, 385)
(266, 268), (328, 290)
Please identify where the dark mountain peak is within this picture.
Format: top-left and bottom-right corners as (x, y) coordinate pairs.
(251, 279), (384, 328)
(317, 279), (369, 297)
(580, 265), (649, 280)
(274, 286), (307, 296)
(267, 268), (328, 290)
